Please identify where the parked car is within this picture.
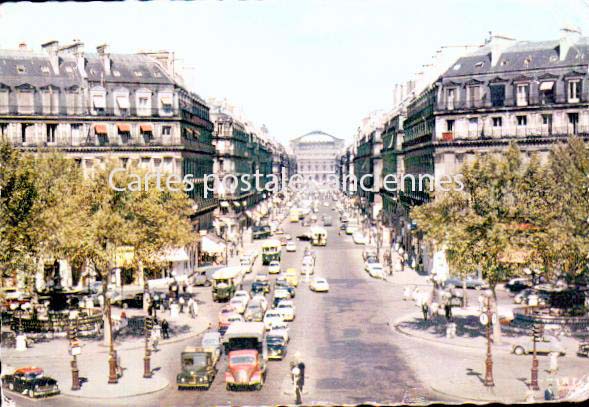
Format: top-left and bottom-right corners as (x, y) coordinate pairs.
(310, 277), (330, 292)
(576, 342), (589, 357)
(444, 276), (489, 290)
(286, 242), (297, 252)
(2, 367), (60, 398)
(514, 289), (549, 306)
(512, 336), (566, 356)
(505, 278), (532, 293)
(365, 263), (386, 279)
(352, 232), (367, 245)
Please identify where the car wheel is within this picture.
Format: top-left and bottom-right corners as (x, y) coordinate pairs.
(226, 384), (231, 391)
(28, 389), (35, 397)
(8, 382), (14, 391)
(514, 346), (525, 355)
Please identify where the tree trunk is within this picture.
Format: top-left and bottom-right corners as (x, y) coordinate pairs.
(462, 280), (468, 307)
(102, 278), (112, 347)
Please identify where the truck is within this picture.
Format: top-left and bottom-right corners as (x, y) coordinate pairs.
(223, 322), (267, 391)
(176, 346), (218, 389)
(310, 226), (327, 246)
(211, 267), (243, 302)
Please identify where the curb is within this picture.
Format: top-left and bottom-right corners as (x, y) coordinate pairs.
(428, 382), (542, 404)
(392, 313), (513, 352)
(62, 379), (169, 400)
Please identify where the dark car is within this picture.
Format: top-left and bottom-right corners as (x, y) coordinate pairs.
(297, 233), (312, 241)
(267, 334), (288, 360)
(2, 367), (60, 398)
(251, 281), (269, 296)
(505, 278), (532, 293)
(577, 343), (589, 357)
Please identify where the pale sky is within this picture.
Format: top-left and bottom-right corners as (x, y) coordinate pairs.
(1, 0), (588, 144)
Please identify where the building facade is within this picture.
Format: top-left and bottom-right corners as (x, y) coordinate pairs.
(290, 130), (344, 185)
(0, 40), (217, 288)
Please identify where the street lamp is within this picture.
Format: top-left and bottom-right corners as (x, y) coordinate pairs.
(144, 315), (153, 379)
(480, 289), (495, 387)
(105, 290), (118, 384)
(68, 314), (81, 391)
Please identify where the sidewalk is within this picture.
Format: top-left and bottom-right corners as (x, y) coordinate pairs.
(2, 309), (212, 399)
(392, 310), (589, 403)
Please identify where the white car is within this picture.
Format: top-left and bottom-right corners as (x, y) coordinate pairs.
(264, 310), (284, 330)
(365, 263), (386, 279)
(229, 297), (248, 314)
(268, 327), (290, 343)
(286, 242), (297, 252)
(310, 277), (330, 292)
(345, 225), (357, 235)
(268, 260), (281, 274)
(276, 300), (296, 321)
(323, 201), (329, 207)
(353, 232), (367, 245)
(251, 294), (268, 312)
(233, 290), (251, 303)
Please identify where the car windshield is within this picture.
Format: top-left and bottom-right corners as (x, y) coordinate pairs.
(228, 316), (242, 322)
(183, 354), (208, 369)
(230, 355), (256, 365)
(267, 336), (285, 345)
(266, 312), (280, 318)
(202, 338), (218, 347)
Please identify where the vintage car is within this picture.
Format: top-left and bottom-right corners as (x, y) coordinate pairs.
(225, 349), (266, 390)
(285, 269), (299, 288)
(176, 346), (218, 389)
(513, 336), (566, 356)
(2, 367), (60, 398)
(577, 342), (589, 358)
(244, 300), (265, 322)
(275, 278), (296, 298)
(201, 332), (222, 363)
(251, 280), (270, 294)
(267, 332), (288, 360)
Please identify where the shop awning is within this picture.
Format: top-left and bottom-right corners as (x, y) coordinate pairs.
(201, 234), (226, 254)
(93, 95), (106, 109)
(140, 124), (153, 132)
(539, 81), (554, 91)
(117, 123), (131, 132)
(160, 248), (189, 263)
(94, 124), (107, 135)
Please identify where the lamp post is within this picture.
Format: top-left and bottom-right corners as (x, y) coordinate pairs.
(106, 290), (118, 384)
(144, 315), (153, 379)
(530, 323), (543, 390)
(68, 314), (81, 391)
(480, 289), (495, 387)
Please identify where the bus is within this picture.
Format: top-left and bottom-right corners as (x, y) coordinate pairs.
(289, 208), (300, 223)
(261, 239), (281, 265)
(310, 226), (327, 246)
(211, 266), (244, 302)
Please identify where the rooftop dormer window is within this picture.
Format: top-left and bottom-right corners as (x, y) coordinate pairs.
(153, 71), (161, 78)
(524, 56), (532, 65)
(17, 65), (26, 74)
(90, 69), (97, 75)
(65, 66), (73, 73)
(500, 60), (508, 66)
(452, 64), (461, 71)
(134, 71), (143, 77)
(474, 61), (484, 68)
(41, 66), (50, 74)
(113, 70), (121, 77)
(550, 55), (558, 62)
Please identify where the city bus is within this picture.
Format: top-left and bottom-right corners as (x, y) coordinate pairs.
(289, 208), (300, 223)
(310, 226), (327, 246)
(261, 239), (281, 265)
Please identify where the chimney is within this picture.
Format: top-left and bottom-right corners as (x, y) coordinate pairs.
(559, 25), (582, 61)
(488, 34), (516, 67)
(96, 44), (111, 76)
(18, 42), (27, 50)
(42, 40), (60, 74)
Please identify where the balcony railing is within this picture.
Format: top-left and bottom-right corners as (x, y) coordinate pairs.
(439, 125), (589, 141)
(436, 96), (584, 112)
(0, 105), (179, 118)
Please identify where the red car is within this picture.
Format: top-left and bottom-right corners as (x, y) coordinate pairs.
(225, 349), (266, 391)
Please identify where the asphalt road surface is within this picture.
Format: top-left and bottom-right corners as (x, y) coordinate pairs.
(19, 205), (437, 406)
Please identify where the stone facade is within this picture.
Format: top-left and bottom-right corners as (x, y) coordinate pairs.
(290, 130), (344, 185)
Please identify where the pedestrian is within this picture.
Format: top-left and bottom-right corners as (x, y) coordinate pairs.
(161, 319), (170, 339)
(179, 296), (185, 313)
(445, 303), (453, 321)
(549, 351), (559, 374)
(189, 298), (198, 319)
(544, 383), (555, 401)
(421, 302), (429, 321)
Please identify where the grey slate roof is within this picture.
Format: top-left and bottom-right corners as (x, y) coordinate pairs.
(291, 130), (343, 143)
(443, 37), (589, 79)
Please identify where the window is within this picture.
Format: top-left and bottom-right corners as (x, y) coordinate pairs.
(134, 71), (143, 77)
(474, 61), (484, 68)
(446, 120), (454, 132)
(113, 70), (121, 77)
(446, 88), (456, 109)
(71, 123), (82, 143)
(17, 91), (34, 114)
(46, 124), (57, 143)
(517, 115), (527, 126)
(21, 123), (31, 143)
(492, 117), (502, 127)
(490, 85), (505, 107)
(153, 71), (161, 78)
(16, 65), (26, 74)
(568, 80), (581, 103)
(0, 91), (8, 114)
(516, 84), (529, 106)
(41, 66), (50, 74)
(542, 114), (552, 125)
(467, 85), (480, 107)
(568, 112), (579, 134)
(65, 66), (73, 73)
(115, 95), (130, 115)
(92, 93), (106, 113)
(162, 126), (172, 136)
(539, 81), (555, 104)
(0, 123), (8, 137)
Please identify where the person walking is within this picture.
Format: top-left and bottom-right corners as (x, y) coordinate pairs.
(544, 383), (555, 401)
(179, 296), (185, 313)
(161, 319), (170, 339)
(421, 302), (429, 321)
(189, 297), (198, 319)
